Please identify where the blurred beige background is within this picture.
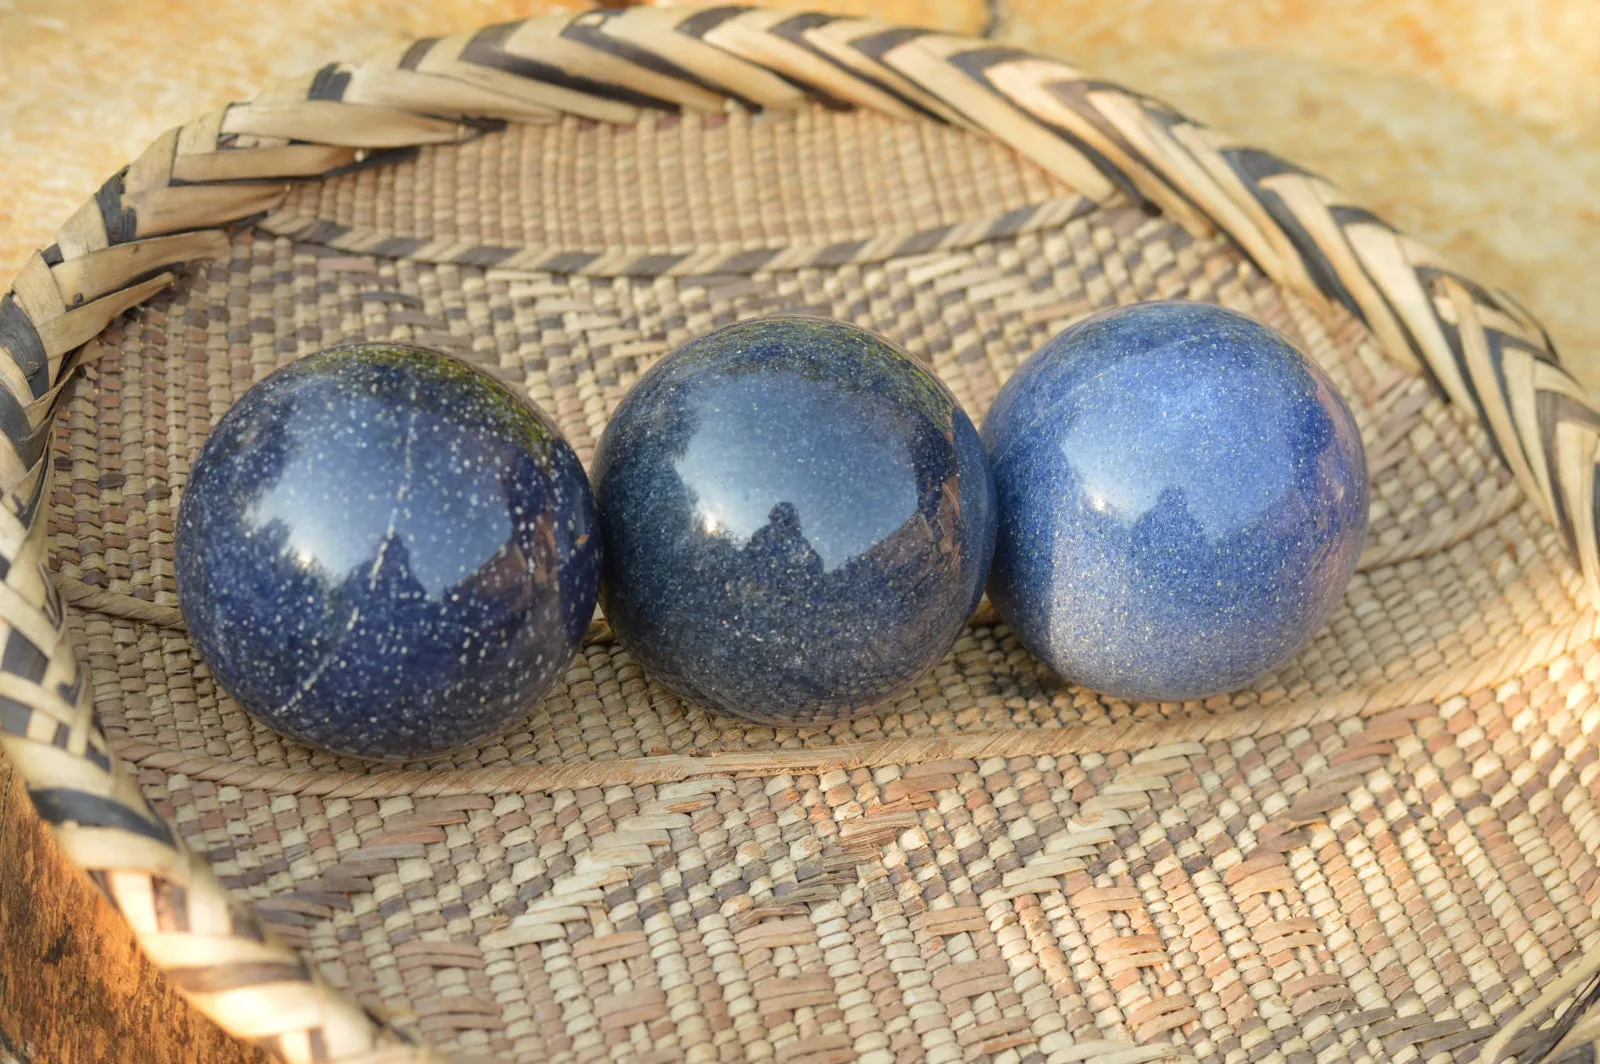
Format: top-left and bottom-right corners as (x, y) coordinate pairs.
(2, 0), (1597, 391)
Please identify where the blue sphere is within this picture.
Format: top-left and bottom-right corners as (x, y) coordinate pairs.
(982, 302), (1367, 701)
(594, 317), (996, 725)
(175, 344), (601, 760)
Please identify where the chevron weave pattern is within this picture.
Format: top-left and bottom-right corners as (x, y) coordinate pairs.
(3, 7), (1600, 1064)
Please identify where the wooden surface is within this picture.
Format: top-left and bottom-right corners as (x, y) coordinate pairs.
(0, 757), (265, 1064)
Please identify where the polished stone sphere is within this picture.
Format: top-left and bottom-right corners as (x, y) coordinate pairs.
(175, 343), (600, 760)
(593, 317), (996, 725)
(983, 302), (1368, 702)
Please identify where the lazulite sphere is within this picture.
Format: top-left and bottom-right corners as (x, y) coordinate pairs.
(593, 316), (996, 725)
(175, 343), (601, 760)
(983, 302), (1368, 702)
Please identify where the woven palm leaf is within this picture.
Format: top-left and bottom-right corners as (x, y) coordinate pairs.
(3, 6), (1600, 1063)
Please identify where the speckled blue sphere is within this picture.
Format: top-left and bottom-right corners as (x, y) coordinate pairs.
(983, 302), (1367, 702)
(175, 343), (601, 761)
(594, 316), (996, 725)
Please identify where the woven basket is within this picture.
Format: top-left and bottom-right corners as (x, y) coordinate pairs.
(5, 6), (1600, 1062)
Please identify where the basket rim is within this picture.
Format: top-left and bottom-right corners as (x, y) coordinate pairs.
(1, 6), (1595, 1063)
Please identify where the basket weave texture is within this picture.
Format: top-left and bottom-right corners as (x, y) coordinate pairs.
(5, 7), (1600, 1064)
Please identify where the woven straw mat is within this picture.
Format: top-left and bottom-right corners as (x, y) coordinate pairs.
(8, 8), (1600, 1064)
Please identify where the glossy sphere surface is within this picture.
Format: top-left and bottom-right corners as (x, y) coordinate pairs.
(983, 302), (1368, 702)
(594, 317), (996, 725)
(175, 344), (601, 760)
